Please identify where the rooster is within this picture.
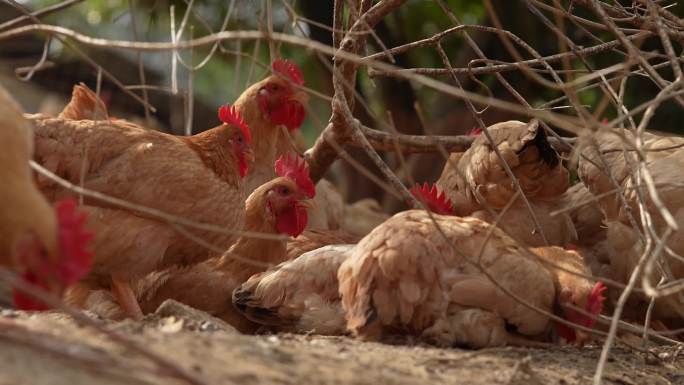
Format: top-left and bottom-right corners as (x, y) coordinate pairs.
(31, 96), (254, 320)
(436, 120), (573, 247)
(0, 85), (93, 310)
(75, 154), (315, 331)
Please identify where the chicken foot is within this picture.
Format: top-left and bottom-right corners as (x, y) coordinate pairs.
(111, 275), (144, 321)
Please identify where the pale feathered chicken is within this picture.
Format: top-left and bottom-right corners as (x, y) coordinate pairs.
(33, 94), (254, 320)
(578, 127), (684, 220)
(338, 210), (555, 348)
(338, 210), (605, 348)
(76, 155), (315, 331)
(436, 120), (573, 246)
(0, 84), (94, 310)
(580, 132), (684, 323)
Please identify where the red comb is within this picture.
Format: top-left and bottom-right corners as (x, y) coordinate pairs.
(275, 153), (315, 198)
(467, 127), (483, 136)
(272, 60), (305, 86)
(410, 182), (453, 215)
(219, 105), (252, 144)
(585, 281), (607, 324)
(55, 199), (94, 286)
(601, 118), (609, 125)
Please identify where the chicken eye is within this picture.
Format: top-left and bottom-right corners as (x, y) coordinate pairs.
(278, 186), (290, 195)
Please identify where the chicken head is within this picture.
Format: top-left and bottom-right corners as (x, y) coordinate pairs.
(267, 153), (316, 237)
(218, 104), (254, 177)
(13, 199), (94, 310)
(257, 60), (308, 131)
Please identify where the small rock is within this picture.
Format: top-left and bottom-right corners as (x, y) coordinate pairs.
(152, 299), (238, 334)
(159, 316), (184, 334)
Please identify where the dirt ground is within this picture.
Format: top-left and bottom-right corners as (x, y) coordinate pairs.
(0, 300), (681, 385)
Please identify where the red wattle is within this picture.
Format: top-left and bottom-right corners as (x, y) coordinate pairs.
(556, 322), (576, 342)
(238, 156), (249, 178)
(269, 101), (306, 131)
(275, 205), (308, 237)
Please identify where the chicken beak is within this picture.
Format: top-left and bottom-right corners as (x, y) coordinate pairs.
(298, 199), (316, 210)
(290, 89), (309, 105)
(244, 148), (255, 165)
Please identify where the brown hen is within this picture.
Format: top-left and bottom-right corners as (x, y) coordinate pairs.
(32, 93), (254, 320)
(436, 120), (573, 246)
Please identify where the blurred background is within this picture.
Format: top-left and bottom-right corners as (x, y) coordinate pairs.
(2, 0), (683, 211)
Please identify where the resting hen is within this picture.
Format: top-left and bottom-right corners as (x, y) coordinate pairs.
(76, 154), (315, 330)
(579, 129), (684, 324)
(32, 97), (253, 320)
(0, 84), (94, 310)
(578, 127), (684, 220)
(436, 120), (573, 247)
(338, 184), (604, 348)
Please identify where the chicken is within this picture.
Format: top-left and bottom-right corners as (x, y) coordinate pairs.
(75, 154), (315, 331)
(333, 180), (602, 348)
(32, 100), (254, 320)
(436, 119), (573, 247)
(589, 142), (684, 324)
(578, 127), (684, 220)
(0, 84), (93, 309)
(339, 209), (609, 348)
(530, 246), (607, 344)
(238, 59), (308, 193)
